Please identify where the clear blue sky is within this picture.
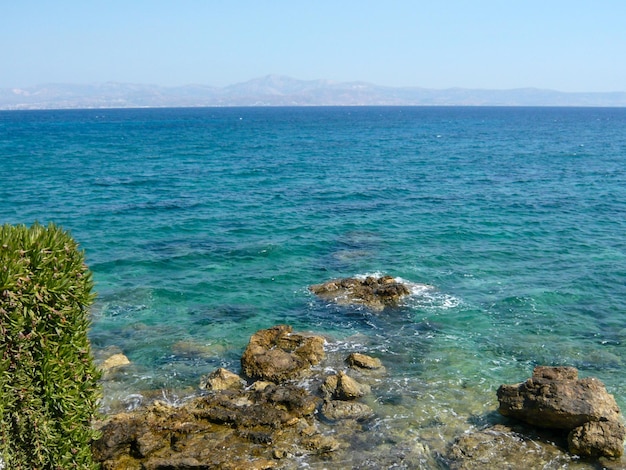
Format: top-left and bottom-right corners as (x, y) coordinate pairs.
(2, 1), (625, 92)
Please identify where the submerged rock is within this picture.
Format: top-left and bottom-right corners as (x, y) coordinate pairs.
(309, 275), (412, 311)
(497, 366), (626, 458)
(446, 424), (573, 470)
(320, 400), (375, 422)
(240, 324), (326, 383)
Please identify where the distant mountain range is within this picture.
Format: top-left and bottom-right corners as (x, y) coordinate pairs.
(2, 75), (626, 110)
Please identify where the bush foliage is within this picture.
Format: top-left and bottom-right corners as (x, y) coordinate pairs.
(0, 223), (101, 469)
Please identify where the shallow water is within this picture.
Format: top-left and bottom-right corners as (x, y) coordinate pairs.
(2, 106), (626, 466)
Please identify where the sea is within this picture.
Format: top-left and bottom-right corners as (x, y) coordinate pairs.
(1, 106), (626, 467)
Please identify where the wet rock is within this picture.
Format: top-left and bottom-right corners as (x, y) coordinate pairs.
(497, 366), (625, 458)
(320, 400), (375, 421)
(346, 352), (385, 371)
(101, 353), (131, 372)
(199, 367), (245, 391)
(321, 371), (371, 400)
(240, 325), (325, 383)
(446, 424), (573, 470)
(568, 420), (626, 459)
(309, 275), (412, 311)
(94, 383), (326, 469)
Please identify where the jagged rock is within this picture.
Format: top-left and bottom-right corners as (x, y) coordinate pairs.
(497, 366), (625, 458)
(101, 353), (130, 372)
(320, 371), (370, 400)
(93, 383), (325, 469)
(568, 420), (626, 458)
(240, 325), (325, 383)
(309, 275), (412, 311)
(446, 424), (573, 470)
(320, 400), (375, 421)
(346, 352), (384, 371)
(199, 367), (245, 391)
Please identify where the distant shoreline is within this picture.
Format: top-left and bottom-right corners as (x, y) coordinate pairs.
(2, 76), (626, 110)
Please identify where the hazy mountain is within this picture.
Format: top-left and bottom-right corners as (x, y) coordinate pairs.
(2, 75), (626, 109)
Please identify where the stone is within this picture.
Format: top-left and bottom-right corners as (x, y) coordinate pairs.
(497, 366), (622, 430)
(101, 353), (130, 372)
(319, 400), (375, 421)
(199, 367), (245, 391)
(568, 420), (626, 458)
(346, 352), (384, 371)
(320, 371), (370, 400)
(309, 275), (412, 311)
(497, 366), (625, 458)
(240, 325), (325, 383)
(94, 382), (326, 469)
(446, 424), (573, 470)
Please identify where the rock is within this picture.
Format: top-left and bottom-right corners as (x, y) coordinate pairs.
(309, 275), (412, 311)
(497, 366), (621, 430)
(94, 382), (326, 469)
(319, 400), (375, 421)
(240, 325), (325, 383)
(199, 367), (245, 391)
(320, 371), (371, 400)
(497, 366), (625, 458)
(346, 352), (384, 371)
(101, 353), (130, 372)
(568, 420), (626, 458)
(446, 424), (573, 470)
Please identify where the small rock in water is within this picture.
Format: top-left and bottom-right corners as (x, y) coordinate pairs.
(309, 275), (412, 311)
(101, 353), (131, 371)
(240, 324), (325, 383)
(321, 371), (371, 400)
(346, 352), (385, 371)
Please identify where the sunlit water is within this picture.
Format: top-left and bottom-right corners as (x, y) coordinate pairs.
(2, 106), (626, 466)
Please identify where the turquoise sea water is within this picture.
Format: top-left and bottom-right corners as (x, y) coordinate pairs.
(2, 106), (626, 464)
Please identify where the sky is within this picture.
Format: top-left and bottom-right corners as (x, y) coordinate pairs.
(2, 1), (625, 92)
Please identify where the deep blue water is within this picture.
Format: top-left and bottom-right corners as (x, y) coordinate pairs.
(2, 106), (626, 462)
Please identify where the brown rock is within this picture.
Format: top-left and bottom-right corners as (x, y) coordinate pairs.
(497, 366), (621, 430)
(568, 420), (626, 458)
(240, 325), (325, 383)
(101, 353), (131, 372)
(446, 424), (573, 470)
(319, 400), (375, 421)
(346, 352), (384, 371)
(309, 275), (412, 311)
(94, 383), (326, 469)
(320, 371), (370, 400)
(199, 367), (245, 391)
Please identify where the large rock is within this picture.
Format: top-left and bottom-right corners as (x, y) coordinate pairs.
(94, 383), (328, 469)
(309, 275), (411, 311)
(240, 325), (326, 383)
(497, 366), (625, 458)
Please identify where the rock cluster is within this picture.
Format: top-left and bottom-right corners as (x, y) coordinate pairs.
(497, 366), (626, 458)
(94, 325), (381, 469)
(309, 275), (412, 311)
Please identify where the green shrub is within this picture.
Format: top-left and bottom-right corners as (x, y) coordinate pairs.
(0, 223), (102, 469)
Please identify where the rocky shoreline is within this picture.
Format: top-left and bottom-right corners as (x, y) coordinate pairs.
(94, 277), (626, 469)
